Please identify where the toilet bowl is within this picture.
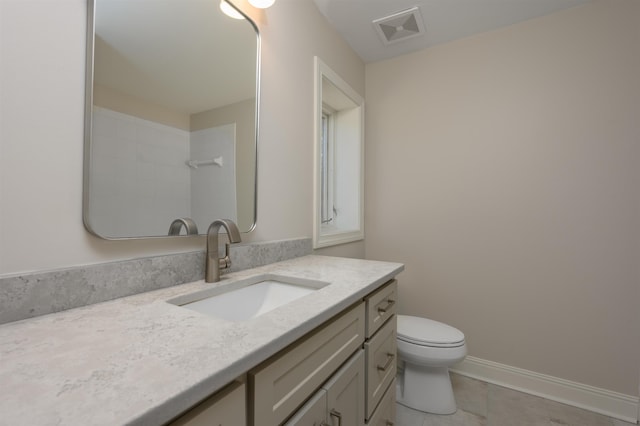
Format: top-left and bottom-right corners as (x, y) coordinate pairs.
(396, 315), (467, 415)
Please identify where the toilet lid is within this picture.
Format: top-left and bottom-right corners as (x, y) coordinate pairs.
(397, 315), (465, 348)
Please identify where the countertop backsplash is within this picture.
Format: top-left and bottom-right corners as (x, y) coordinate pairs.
(0, 237), (312, 325)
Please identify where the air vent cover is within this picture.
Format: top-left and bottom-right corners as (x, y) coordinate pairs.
(373, 6), (425, 45)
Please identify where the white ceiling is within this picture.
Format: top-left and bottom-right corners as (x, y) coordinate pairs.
(313, 0), (593, 63)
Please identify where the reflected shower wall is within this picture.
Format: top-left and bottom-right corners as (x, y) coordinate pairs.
(90, 107), (191, 237)
(90, 107), (237, 237)
(189, 124), (237, 228)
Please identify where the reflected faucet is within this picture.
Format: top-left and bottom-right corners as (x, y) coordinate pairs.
(168, 218), (199, 236)
(205, 219), (242, 283)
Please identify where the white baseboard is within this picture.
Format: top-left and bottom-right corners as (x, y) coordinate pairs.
(450, 356), (639, 424)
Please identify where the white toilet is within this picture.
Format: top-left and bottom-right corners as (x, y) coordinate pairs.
(396, 315), (467, 414)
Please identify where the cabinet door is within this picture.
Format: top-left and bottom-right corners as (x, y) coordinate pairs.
(322, 350), (365, 426)
(283, 389), (328, 426)
(170, 381), (246, 426)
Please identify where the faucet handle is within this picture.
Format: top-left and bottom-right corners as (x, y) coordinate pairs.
(219, 243), (232, 269)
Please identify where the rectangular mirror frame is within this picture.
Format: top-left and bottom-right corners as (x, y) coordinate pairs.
(82, 0), (259, 239)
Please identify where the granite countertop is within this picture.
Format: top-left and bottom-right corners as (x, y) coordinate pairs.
(0, 255), (404, 426)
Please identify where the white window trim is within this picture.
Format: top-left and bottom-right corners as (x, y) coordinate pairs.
(313, 57), (364, 249)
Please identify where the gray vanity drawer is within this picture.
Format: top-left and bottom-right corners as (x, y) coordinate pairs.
(365, 314), (397, 420)
(366, 378), (396, 426)
(249, 302), (366, 426)
(365, 280), (397, 338)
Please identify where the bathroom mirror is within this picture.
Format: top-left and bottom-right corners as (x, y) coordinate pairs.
(313, 57), (364, 248)
(83, 0), (259, 239)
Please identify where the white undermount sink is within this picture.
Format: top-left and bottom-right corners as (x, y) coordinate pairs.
(167, 274), (329, 322)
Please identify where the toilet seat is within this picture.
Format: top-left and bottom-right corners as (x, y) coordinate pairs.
(397, 315), (465, 348)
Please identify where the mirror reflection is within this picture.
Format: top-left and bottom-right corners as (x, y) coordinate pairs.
(84, 0), (259, 239)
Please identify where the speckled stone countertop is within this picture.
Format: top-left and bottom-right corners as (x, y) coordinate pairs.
(0, 255), (404, 426)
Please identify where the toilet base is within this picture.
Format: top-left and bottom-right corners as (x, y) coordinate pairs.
(396, 362), (457, 415)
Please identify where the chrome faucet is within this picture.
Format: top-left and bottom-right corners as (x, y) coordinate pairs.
(205, 219), (241, 283)
(168, 218), (199, 236)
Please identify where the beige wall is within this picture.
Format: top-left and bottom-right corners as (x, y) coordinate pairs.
(247, 0), (365, 259)
(0, 0), (364, 275)
(93, 83), (190, 130)
(365, 0), (640, 396)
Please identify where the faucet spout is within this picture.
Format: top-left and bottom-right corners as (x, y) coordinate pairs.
(168, 217), (199, 236)
(205, 219), (241, 283)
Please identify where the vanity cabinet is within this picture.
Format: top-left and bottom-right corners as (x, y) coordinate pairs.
(172, 279), (398, 426)
(169, 380), (246, 426)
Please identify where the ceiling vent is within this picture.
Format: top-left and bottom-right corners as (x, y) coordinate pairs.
(373, 6), (425, 46)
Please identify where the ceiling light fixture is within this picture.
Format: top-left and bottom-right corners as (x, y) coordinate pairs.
(220, 0), (244, 19)
(248, 0), (276, 8)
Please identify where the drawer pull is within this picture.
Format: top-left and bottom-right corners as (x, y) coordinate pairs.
(377, 352), (395, 372)
(377, 299), (395, 314)
(329, 409), (342, 426)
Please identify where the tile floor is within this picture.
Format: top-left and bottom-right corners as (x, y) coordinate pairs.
(396, 373), (637, 426)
